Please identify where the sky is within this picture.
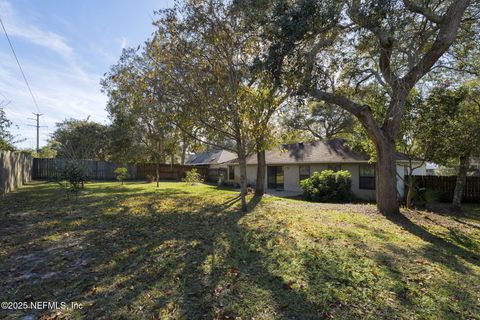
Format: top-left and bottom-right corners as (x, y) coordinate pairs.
(0, 0), (174, 149)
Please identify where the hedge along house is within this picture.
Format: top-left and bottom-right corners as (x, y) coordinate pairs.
(226, 139), (426, 201)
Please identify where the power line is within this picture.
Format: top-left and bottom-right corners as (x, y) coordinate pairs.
(0, 16), (41, 114)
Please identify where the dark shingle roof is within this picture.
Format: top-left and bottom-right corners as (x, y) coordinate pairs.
(227, 139), (413, 165)
(186, 149), (237, 165)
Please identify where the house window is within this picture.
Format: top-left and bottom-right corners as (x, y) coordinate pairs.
(359, 164), (375, 190)
(268, 166), (284, 189)
(299, 165), (310, 181)
(328, 164), (342, 172)
(228, 165), (235, 180)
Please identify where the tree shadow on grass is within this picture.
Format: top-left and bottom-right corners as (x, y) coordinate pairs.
(1, 183), (479, 319)
(0, 184), (324, 319)
(370, 244), (479, 318)
(386, 213), (479, 269)
(341, 223), (479, 317)
(422, 202), (480, 222)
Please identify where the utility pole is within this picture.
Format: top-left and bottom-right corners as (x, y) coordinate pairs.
(27, 113), (47, 153)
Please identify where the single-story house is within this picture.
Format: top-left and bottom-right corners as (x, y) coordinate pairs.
(225, 139), (426, 200)
(186, 149), (237, 169)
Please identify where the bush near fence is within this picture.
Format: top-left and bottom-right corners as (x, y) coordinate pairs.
(0, 151), (32, 195)
(407, 175), (480, 203)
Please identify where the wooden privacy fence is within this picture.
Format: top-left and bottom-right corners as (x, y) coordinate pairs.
(136, 163), (209, 180)
(0, 151), (32, 195)
(411, 175), (480, 203)
(33, 158), (221, 182)
(33, 158), (136, 181)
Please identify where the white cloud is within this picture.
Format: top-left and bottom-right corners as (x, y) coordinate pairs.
(0, 1), (108, 149)
(0, 1), (73, 60)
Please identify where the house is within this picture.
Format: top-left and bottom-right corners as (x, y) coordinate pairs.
(225, 139), (426, 200)
(185, 149), (237, 168)
(186, 149), (237, 182)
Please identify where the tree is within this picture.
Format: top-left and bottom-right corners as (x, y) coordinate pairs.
(253, 0), (474, 215)
(49, 118), (109, 160)
(102, 48), (179, 187)
(114, 167), (129, 185)
(419, 81), (480, 211)
(0, 101), (17, 151)
(150, 0), (286, 209)
(396, 92), (428, 208)
(23, 145), (57, 158)
(105, 114), (148, 164)
(282, 100), (355, 140)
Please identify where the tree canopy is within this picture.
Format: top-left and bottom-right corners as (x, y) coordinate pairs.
(49, 118), (109, 160)
(246, 0), (476, 215)
(0, 104), (15, 151)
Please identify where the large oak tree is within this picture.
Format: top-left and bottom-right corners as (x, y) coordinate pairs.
(251, 0), (474, 215)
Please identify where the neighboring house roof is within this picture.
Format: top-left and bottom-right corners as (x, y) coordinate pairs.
(186, 149), (237, 165)
(227, 139), (417, 165)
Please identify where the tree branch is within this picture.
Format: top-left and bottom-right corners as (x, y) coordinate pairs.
(403, 0), (471, 88)
(348, 1), (399, 86)
(310, 89), (384, 142)
(403, 0), (443, 24)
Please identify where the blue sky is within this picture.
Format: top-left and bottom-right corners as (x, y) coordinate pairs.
(0, 0), (174, 149)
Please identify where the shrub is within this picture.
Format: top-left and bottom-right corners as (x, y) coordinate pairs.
(60, 162), (87, 199)
(114, 167), (129, 184)
(300, 170), (353, 202)
(184, 168), (204, 185)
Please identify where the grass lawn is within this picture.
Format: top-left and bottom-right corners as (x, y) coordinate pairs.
(0, 181), (479, 319)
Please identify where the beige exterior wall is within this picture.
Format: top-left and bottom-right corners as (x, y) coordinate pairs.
(246, 165), (257, 185)
(283, 165), (300, 192)
(228, 163), (377, 199)
(227, 161), (427, 201)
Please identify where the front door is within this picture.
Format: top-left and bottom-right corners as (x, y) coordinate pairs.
(267, 166), (284, 190)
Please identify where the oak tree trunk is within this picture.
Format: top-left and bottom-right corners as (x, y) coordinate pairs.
(156, 161), (160, 188)
(452, 153), (470, 212)
(375, 139), (400, 216)
(406, 175), (415, 209)
(238, 157), (248, 212)
(255, 150), (266, 196)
